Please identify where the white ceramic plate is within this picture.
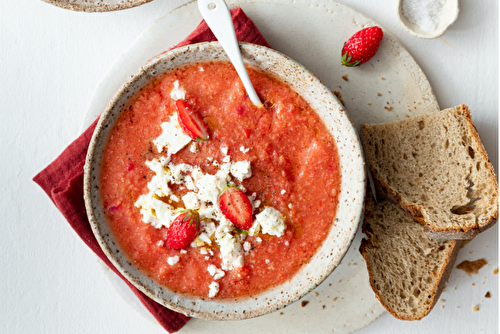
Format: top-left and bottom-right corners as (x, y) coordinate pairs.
(41, 0), (153, 12)
(83, 0), (440, 332)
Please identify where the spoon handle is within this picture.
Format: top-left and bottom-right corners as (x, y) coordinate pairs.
(198, 0), (263, 107)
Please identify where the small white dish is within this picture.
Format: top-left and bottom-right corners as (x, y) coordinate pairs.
(397, 0), (459, 39)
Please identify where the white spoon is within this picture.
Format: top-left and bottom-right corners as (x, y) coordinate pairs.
(198, 0), (263, 107)
(396, 0), (459, 39)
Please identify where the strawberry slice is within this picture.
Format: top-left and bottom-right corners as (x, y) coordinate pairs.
(167, 210), (201, 250)
(175, 99), (209, 141)
(219, 187), (253, 230)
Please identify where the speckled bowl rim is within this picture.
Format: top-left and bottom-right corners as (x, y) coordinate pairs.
(84, 41), (366, 320)
(41, 0), (153, 12)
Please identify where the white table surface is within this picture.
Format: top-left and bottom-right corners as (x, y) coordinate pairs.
(1, 0), (498, 333)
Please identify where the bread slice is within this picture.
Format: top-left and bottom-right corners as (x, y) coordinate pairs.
(362, 104), (498, 240)
(360, 193), (461, 320)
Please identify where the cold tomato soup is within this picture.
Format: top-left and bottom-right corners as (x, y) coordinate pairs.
(100, 61), (341, 299)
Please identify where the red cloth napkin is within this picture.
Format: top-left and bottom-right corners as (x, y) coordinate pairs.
(33, 7), (270, 333)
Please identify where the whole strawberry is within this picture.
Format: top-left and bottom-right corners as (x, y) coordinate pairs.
(167, 210), (201, 250)
(341, 26), (383, 67)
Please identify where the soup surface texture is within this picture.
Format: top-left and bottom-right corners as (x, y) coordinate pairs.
(99, 61), (341, 299)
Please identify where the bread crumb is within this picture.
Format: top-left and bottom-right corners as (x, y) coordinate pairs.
(473, 305), (480, 312)
(385, 106), (393, 111)
(333, 297), (338, 302)
(280, 312), (284, 315)
(329, 283), (332, 286)
(441, 305), (445, 309)
(485, 292), (491, 298)
(342, 74), (348, 81)
(493, 267), (498, 275)
(440, 299), (446, 303)
(377, 92), (382, 96)
(456, 259), (488, 276)
(472, 283), (476, 286)
(333, 91), (345, 105)
(388, 91), (391, 93)
(322, 305), (326, 309)
(314, 292), (319, 297)
(381, 77), (386, 80)
(367, 103), (372, 106)
(301, 301), (309, 307)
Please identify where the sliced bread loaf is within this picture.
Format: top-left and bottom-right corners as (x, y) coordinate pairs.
(360, 193), (461, 320)
(362, 104), (498, 240)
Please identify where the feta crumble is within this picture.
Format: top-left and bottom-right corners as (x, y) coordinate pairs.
(221, 146), (229, 155)
(254, 207), (286, 237)
(281, 189), (286, 195)
(190, 142), (199, 153)
(240, 146), (250, 154)
(230, 161), (252, 182)
(207, 264), (226, 280)
(167, 256), (180, 266)
(153, 113), (192, 155)
(170, 80), (186, 101)
(208, 282), (219, 298)
(243, 241), (251, 252)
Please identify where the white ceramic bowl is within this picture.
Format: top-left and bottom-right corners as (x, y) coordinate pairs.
(84, 42), (365, 320)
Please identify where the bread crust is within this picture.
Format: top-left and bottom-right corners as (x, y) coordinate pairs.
(360, 195), (462, 320)
(362, 105), (499, 240)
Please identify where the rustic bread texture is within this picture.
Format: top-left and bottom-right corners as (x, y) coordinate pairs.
(362, 104), (498, 240)
(360, 194), (461, 320)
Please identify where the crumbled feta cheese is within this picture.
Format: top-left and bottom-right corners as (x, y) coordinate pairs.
(198, 232), (212, 245)
(281, 189), (286, 195)
(256, 237), (262, 242)
(230, 161), (252, 182)
(157, 240), (164, 247)
(153, 114), (191, 155)
(247, 220), (261, 236)
(222, 156), (231, 163)
(199, 248), (208, 255)
(217, 233), (244, 270)
(239, 185), (246, 193)
(288, 203), (292, 209)
(208, 282), (219, 298)
(170, 80), (186, 101)
(252, 200), (261, 210)
(243, 241), (251, 252)
(207, 157), (213, 161)
(180, 249), (187, 254)
(207, 264), (226, 280)
(254, 207), (286, 237)
(265, 259), (270, 264)
(284, 241), (290, 247)
(240, 146), (250, 154)
(182, 192), (200, 209)
(167, 256), (180, 266)
(205, 256), (210, 260)
(169, 194), (180, 202)
(190, 142), (199, 153)
(199, 67), (204, 72)
(221, 146), (229, 155)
